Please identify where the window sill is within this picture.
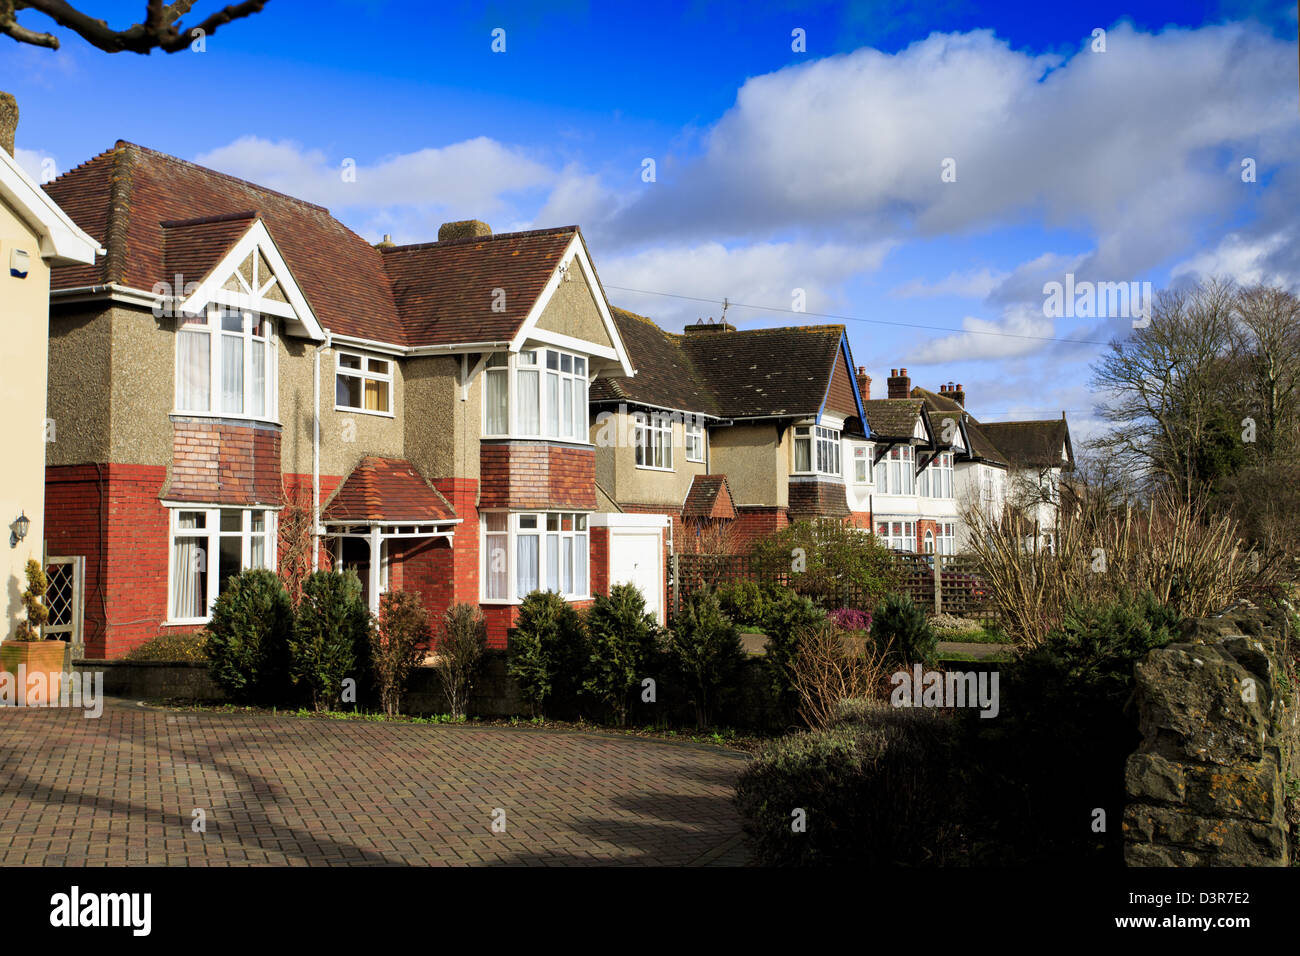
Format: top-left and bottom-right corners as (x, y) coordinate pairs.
(164, 616), (211, 627)
(334, 405), (395, 419)
(635, 464), (675, 473)
(171, 410), (282, 427)
(483, 434), (593, 446)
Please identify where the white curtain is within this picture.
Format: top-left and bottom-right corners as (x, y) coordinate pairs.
(516, 369), (539, 435)
(485, 369), (508, 434)
(575, 534), (587, 595)
(516, 533), (539, 596)
(546, 534), (559, 592)
(171, 513), (205, 618)
(221, 334), (244, 413)
(177, 330), (210, 411)
(546, 373), (560, 437)
(250, 339), (266, 417)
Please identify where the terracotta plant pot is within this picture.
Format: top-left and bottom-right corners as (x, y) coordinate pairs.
(0, 640), (68, 706)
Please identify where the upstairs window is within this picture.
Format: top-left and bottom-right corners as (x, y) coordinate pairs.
(635, 413), (674, 470)
(919, 452), (954, 498)
(685, 421), (706, 463)
(177, 308), (275, 419)
(482, 348), (588, 441)
(852, 445), (872, 484)
(794, 425), (841, 476)
(336, 351), (393, 415)
(874, 445), (915, 494)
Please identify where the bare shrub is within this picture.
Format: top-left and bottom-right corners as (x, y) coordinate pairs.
(433, 603), (488, 719)
(791, 621), (892, 731)
(372, 591), (429, 717)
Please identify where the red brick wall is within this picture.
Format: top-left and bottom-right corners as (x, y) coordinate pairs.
(788, 477), (851, 518)
(479, 442), (596, 510)
(167, 418), (281, 506)
(45, 463), (170, 659)
(731, 506), (789, 552)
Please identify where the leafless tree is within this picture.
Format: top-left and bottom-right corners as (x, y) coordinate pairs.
(0, 0), (266, 54)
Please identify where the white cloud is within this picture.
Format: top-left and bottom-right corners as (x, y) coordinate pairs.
(905, 303), (1059, 364)
(599, 239), (894, 329)
(193, 135), (556, 235)
(893, 267), (1008, 299)
(1171, 229), (1298, 290)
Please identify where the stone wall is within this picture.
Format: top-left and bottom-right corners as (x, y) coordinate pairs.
(1123, 605), (1299, 866)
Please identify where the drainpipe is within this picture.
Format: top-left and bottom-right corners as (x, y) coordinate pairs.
(313, 331), (332, 570)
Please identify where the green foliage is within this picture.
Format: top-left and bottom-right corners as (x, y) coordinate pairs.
(434, 603), (488, 719)
(13, 559), (49, 641)
(734, 707), (964, 866)
(126, 630), (209, 662)
(716, 580), (770, 629)
(583, 583), (660, 726)
(749, 520), (898, 610)
(963, 591), (1180, 864)
(204, 568), (293, 704)
(506, 590), (588, 718)
(872, 593), (937, 666)
(663, 588), (746, 728)
(372, 590), (430, 717)
(289, 570), (372, 712)
(758, 588), (826, 717)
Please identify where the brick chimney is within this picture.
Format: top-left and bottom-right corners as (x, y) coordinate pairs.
(683, 317), (735, 334)
(0, 92), (16, 156)
(856, 366), (871, 400)
(887, 367), (911, 399)
(939, 382), (966, 407)
(438, 220), (492, 241)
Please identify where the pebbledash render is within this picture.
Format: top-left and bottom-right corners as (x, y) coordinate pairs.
(40, 141), (660, 658)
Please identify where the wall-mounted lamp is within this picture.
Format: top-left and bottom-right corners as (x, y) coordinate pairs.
(10, 511), (29, 548)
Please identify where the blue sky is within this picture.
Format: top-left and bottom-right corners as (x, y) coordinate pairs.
(4, 0), (1298, 443)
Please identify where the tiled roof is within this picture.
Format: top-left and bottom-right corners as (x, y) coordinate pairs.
(682, 475), (736, 520)
(321, 456), (457, 523)
(590, 308), (720, 415)
(592, 313), (848, 419)
(978, 420), (1073, 469)
(43, 142), (578, 350)
(161, 212), (258, 286)
(861, 398), (925, 439)
(909, 386), (1007, 464)
(381, 228), (577, 347)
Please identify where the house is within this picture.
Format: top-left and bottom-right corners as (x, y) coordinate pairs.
(40, 140), (665, 657)
(907, 373), (1074, 551)
(589, 311), (871, 554)
(0, 97), (100, 639)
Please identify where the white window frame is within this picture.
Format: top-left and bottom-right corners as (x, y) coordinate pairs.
(174, 307), (277, 422)
(852, 444), (872, 485)
(685, 420), (706, 463)
(334, 349), (394, 417)
(166, 506), (277, 624)
(480, 511), (590, 603)
(634, 412), (674, 471)
(793, 424), (842, 477)
(874, 445), (915, 495)
(875, 518), (916, 552)
(481, 347), (590, 443)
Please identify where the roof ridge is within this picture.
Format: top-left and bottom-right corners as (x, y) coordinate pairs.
(380, 224), (579, 254)
(161, 210), (259, 228)
(117, 140), (333, 213)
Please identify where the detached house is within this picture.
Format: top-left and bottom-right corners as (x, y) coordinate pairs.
(41, 141), (659, 657)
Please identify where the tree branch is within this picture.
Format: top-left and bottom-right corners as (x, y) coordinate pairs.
(1, 0), (265, 53)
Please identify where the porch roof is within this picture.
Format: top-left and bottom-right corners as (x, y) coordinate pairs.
(321, 456), (457, 524)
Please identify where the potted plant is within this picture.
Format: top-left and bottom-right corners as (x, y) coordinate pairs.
(1, 559), (66, 706)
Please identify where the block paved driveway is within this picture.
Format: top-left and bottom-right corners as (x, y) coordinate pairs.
(0, 701), (750, 866)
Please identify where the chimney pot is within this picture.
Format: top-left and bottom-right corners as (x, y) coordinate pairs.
(0, 92), (16, 156)
(887, 366), (911, 400)
(437, 220), (492, 241)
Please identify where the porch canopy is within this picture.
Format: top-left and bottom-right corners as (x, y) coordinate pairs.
(319, 456), (460, 610)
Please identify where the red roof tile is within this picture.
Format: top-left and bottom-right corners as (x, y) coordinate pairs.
(682, 474), (737, 520)
(162, 212), (258, 287)
(321, 457), (457, 523)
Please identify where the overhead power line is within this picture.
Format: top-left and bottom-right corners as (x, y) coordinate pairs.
(603, 284), (1117, 348)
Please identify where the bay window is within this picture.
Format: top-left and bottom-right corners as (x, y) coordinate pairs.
(176, 308), (275, 419)
(922, 452), (954, 499)
(336, 350), (393, 415)
(875, 519), (916, 552)
(481, 348), (588, 440)
(852, 444), (872, 484)
(169, 507), (276, 622)
(481, 511), (589, 601)
(635, 413), (673, 470)
(793, 425), (841, 476)
(685, 421), (706, 463)
(874, 445), (915, 495)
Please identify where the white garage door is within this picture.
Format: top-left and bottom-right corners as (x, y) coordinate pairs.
(609, 532), (663, 623)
